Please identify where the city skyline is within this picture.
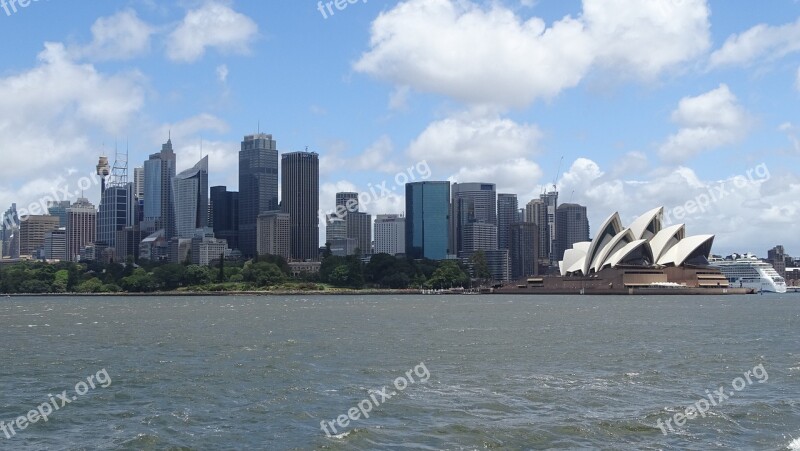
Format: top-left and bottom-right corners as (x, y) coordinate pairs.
(0, 1), (799, 256)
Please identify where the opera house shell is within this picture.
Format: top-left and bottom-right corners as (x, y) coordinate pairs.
(559, 207), (715, 277)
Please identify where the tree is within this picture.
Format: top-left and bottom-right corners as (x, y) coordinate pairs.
(152, 264), (187, 290)
(185, 265), (213, 286)
(76, 277), (104, 293)
(217, 253), (225, 283)
(425, 260), (468, 289)
(120, 269), (157, 292)
(470, 251), (491, 285)
(242, 261), (286, 287)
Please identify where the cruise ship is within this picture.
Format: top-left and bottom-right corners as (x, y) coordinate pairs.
(708, 254), (787, 293)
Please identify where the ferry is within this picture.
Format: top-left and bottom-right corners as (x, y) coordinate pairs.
(708, 255), (787, 293)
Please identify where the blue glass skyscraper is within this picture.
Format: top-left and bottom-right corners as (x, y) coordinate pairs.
(405, 181), (450, 260)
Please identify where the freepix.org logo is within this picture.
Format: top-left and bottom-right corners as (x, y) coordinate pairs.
(1, 0), (40, 17)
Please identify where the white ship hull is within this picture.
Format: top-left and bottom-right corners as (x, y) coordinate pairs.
(709, 257), (787, 294)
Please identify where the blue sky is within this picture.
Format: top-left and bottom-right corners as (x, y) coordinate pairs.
(1, 0), (799, 256)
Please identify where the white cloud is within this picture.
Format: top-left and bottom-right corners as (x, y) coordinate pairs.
(388, 86), (410, 111)
(166, 1), (258, 63)
(658, 84), (751, 162)
(355, 0), (711, 108)
(557, 158), (794, 255)
(156, 113), (230, 145)
(0, 42), (145, 183)
(69, 9), (154, 61)
(354, 135), (401, 173)
(407, 112), (542, 169)
(709, 17), (800, 68)
(216, 64), (229, 83)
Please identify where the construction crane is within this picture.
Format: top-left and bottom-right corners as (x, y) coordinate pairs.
(552, 156), (563, 192)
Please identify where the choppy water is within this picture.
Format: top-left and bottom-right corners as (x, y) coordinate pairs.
(1, 294), (799, 450)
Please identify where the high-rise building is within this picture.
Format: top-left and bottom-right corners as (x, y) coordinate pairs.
(1, 203), (19, 258)
(768, 245), (787, 277)
(133, 167), (145, 199)
(19, 215), (59, 257)
(325, 215), (347, 244)
(497, 193), (518, 251)
(555, 203), (590, 262)
(66, 198), (96, 262)
(450, 183), (497, 256)
(143, 138), (177, 238)
(374, 214), (405, 256)
(281, 151), (319, 261)
(405, 181), (450, 260)
(462, 222), (498, 253)
(510, 222), (539, 279)
(43, 228), (66, 261)
(347, 212), (372, 254)
(540, 191), (558, 266)
(114, 227), (143, 262)
(238, 133), (279, 258)
(47, 201), (71, 227)
(210, 186), (239, 251)
(335, 192), (360, 213)
(97, 184), (134, 249)
(257, 211), (290, 260)
(173, 156), (209, 238)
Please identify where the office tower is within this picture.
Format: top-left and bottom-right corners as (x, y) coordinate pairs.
(555, 203), (590, 261)
(65, 198), (96, 262)
(483, 249), (510, 282)
(510, 222), (539, 279)
(143, 138), (177, 238)
(497, 193), (518, 250)
(239, 133), (279, 258)
(19, 215), (59, 257)
(47, 200), (71, 227)
(173, 156), (209, 238)
(43, 228), (66, 261)
(768, 245), (787, 277)
(98, 151), (135, 249)
(326, 214), (346, 239)
(281, 151), (319, 261)
(1, 203), (18, 258)
(525, 197), (550, 265)
(405, 181), (450, 260)
(257, 211), (290, 260)
(133, 167), (145, 199)
(115, 227), (143, 262)
(450, 182), (497, 256)
(210, 186), (239, 251)
(191, 233), (230, 266)
(347, 211), (372, 254)
(336, 192), (359, 213)
(540, 191), (558, 266)
(374, 214), (405, 255)
(462, 222), (498, 252)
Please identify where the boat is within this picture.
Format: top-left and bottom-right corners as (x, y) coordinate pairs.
(708, 255), (787, 293)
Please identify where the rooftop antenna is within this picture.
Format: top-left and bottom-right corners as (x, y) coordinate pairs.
(569, 190), (574, 203)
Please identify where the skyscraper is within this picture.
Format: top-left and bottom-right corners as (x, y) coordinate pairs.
(497, 193), (518, 251)
(47, 201), (71, 227)
(281, 151), (319, 261)
(335, 192), (359, 213)
(97, 151), (135, 250)
(210, 186), (239, 251)
(374, 214), (405, 256)
(555, 203), (590, 262)
(66, 198), (96, 262)
(510, 222), (539, 279)
(173, 156), (209, 238)
(450, 182), (497, 256)
(540, 191), (558, 266)
(1, 203), (18, 258)
(239, 133), (279, 258)
(133, 167), (145, 199)
(405, 181), (450, 260)
(257, 211), (290, 260)
(143, 138), (177, 238)
(347, 211), (372, 254)
(19, 215), (59, 257)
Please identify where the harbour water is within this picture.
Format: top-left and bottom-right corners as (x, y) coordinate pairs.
(1, 294), (799, 450)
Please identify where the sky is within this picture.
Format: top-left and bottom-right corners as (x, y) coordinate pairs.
(0, 0), (799, 257)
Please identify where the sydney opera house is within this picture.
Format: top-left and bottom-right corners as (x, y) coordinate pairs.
(501, 206), (737, 294)
(559, 207), (714, 277)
